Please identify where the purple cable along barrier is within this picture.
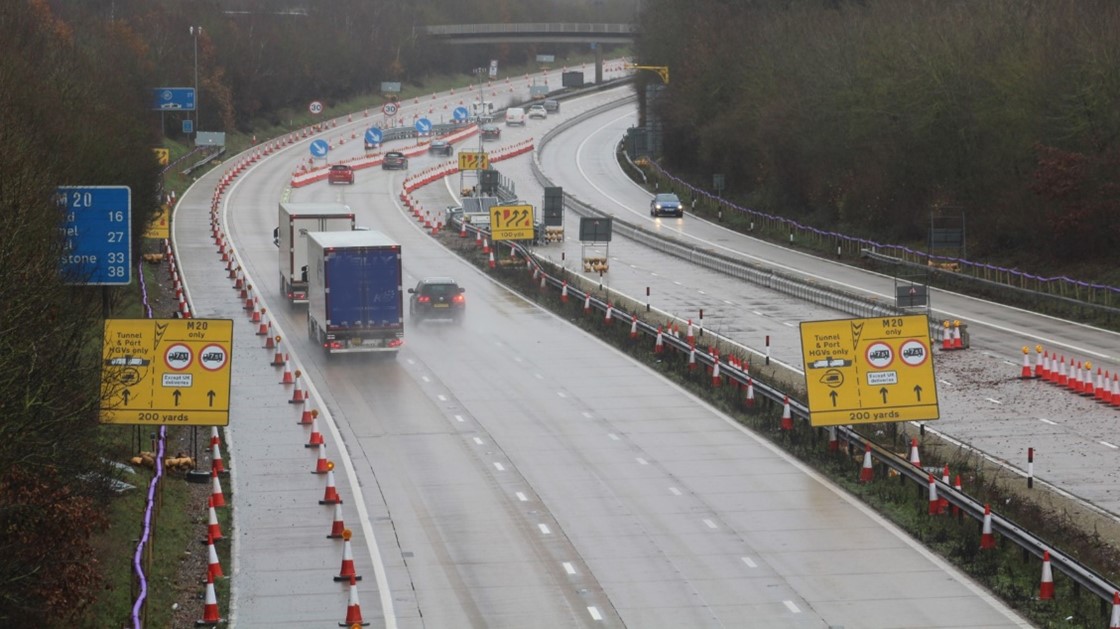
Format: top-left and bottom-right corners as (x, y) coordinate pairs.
(647, 161), (1120, 302)
(131, 256), (166, 629)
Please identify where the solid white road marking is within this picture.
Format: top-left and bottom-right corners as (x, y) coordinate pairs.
(437, 394), (447, 402)
(588, 606), (603, 621)
(783, 601), (801, 613)
(563, 562), (576, 575)
(454, 414), (465, 423)
(782, 321), (796, 327)
(1102, 441), (1119, 450)
(538, 523), (551, 535)
(515, 492), (528, 502)
(985, 397), (1003, 405)
(752, 311), (764, 316)
(668, 487), (681, 496)
(608, 433), (620, 441)
(636, 457), (648, 465)
(421, 375), (431, 383)
(582, 411), (593, 418)
(473, 437), (483, 445)
(939, 379), (953, 386)
(703, 519), (717, 529)
(494, 462), (505, 471)
(1039, 418), (1057, 426)
(557, 391), (568, 398)
(741, 556), (757, 568)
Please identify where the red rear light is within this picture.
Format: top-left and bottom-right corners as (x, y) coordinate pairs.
(418, 295), (430, 303)
(452, 294), (465, 304)
(388, 339), (404, 348)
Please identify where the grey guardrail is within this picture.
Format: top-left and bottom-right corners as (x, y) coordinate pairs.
(520, 93), (1120, 608)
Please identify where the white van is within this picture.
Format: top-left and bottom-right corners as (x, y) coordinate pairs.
(505, 107), (526, 126)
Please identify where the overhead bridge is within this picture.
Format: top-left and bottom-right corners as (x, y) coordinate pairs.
(425, 23), (636, 84)
(425, 23), (636, 45)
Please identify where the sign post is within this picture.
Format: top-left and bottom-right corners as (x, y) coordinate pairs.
(99, 319), (234, 426)
(799, 314), (939, 427)
(56, 186), (132, 286)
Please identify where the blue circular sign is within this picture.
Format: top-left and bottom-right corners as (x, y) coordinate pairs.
(414, 118), (432, 134)
(453, 107), (469, 121)
(309, 139), (329, 158)
(364, 128), (383, 145)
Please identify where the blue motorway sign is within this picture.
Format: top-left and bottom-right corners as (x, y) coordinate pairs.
(56, 186), (132, 285)
(453, 107), (469, 122)
(309, 139), (329, 158)
(364, 128), (383, 145)
(414, 118), (432, 134)
(182, 119), (193, 134)
(151, 87), (196, 111)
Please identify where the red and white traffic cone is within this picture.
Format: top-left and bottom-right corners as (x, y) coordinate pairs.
(482, 238), (490, 254)
(951, 322), (963, 349)
(210, 425), (220, 447)
(686, 319), (695, 346)
(279, 356), (294, 384)
(262, 323), (275, 349)
(1040, 350), (1050, 380)
(828, 426), (839, 452)
(859, 443), (874, 483)
(1096, 368), (1107, 400)
(1112, 373), (1120, 408)
(197, 572), (222, 625)
(312, 443), (330, 474)
(629, 315), (638, 339)
(539, 273), (546, 291)
(256, 309), (269, 336)
(271, 338), (285, 366)
(952, 475), (963, 517)
(487, 250), (495, 269)
(1109, 591), (1120, 628)
(206, 533), (223, 580)
(205, 496), (223, 542)
(334, 529), (363, 582)
(306, 416), (325, 448)
(299, 402), (317, 426)
(711, 359), (721, 388)
(654, 327), (664, 354)
(779, 396), (793, 430)
(210, 469), (226, 508)
(927, 474), (943, 515)
(327, 502), (346, 539)
(1020, 347), (1032, 379)
(583, 293), (591, 314)
(289, 372), (306, 404)
(908, 438), (921, 468)
(341, 575), (371, 626)
(475, 230), (482, 248)
(941, 321), (952, 350)
(744, 377), (755, 408)
(604, 303), (613, 325)
(1039, 550), (1054, 600)
(561, 281), (569, 303)
(688, 345), (697, 370)
(1056, 356), (1068, 386)
(1034, 347), (1045, 378)
(211, 441), (225, 475)
(459, 219), (467, 238)
(939, 464), (950, 513)
(980, 504), (997, 549)
(320, 467), (343, 505)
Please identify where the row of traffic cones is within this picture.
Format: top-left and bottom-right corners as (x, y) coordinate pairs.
(938, 320), (965, 351)
(1019, 345), (1120, 408)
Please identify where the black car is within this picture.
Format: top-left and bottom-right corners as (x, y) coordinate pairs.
(408, 278), (465, 321)
(650, 192), (684, 218)
(382, 151), (408, 170)
(543, 99), (560, 113)
(479, 124), (501, 141)
(428, 140), (453, 156)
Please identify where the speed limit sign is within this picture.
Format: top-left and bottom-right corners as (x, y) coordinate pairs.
(309, 100), (323, 115)
(382, 102), (398, 117)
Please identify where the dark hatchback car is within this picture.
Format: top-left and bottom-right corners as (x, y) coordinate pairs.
(382, 151), (409, 170)
(479, 124), (501, 141)
(428, 140), (454, 156)
(408, 278), (465, 321)
(650, 192), (684, 218)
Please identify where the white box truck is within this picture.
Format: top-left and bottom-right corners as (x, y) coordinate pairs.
(277, 202), (355, 304)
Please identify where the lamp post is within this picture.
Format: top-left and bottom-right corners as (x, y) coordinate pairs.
(190, 26), (201, 141)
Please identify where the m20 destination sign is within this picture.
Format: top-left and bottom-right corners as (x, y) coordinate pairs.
(56, 186), (132, 286)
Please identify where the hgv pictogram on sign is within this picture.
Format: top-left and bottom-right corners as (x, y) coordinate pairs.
(99, 319), (234, 426)
(799, 314), (939, 427)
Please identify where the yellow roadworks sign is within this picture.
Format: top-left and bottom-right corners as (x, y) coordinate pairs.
(100, 319), (233, 426)
(153, 147), (170, 166)
(799, 314), (938, 427)
(458, 151), (489, 171)
(143, 204), (170, 239)
(489, 204), (534, 241)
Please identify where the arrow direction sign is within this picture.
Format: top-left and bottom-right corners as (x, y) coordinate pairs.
(309, 139), (329, 158)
